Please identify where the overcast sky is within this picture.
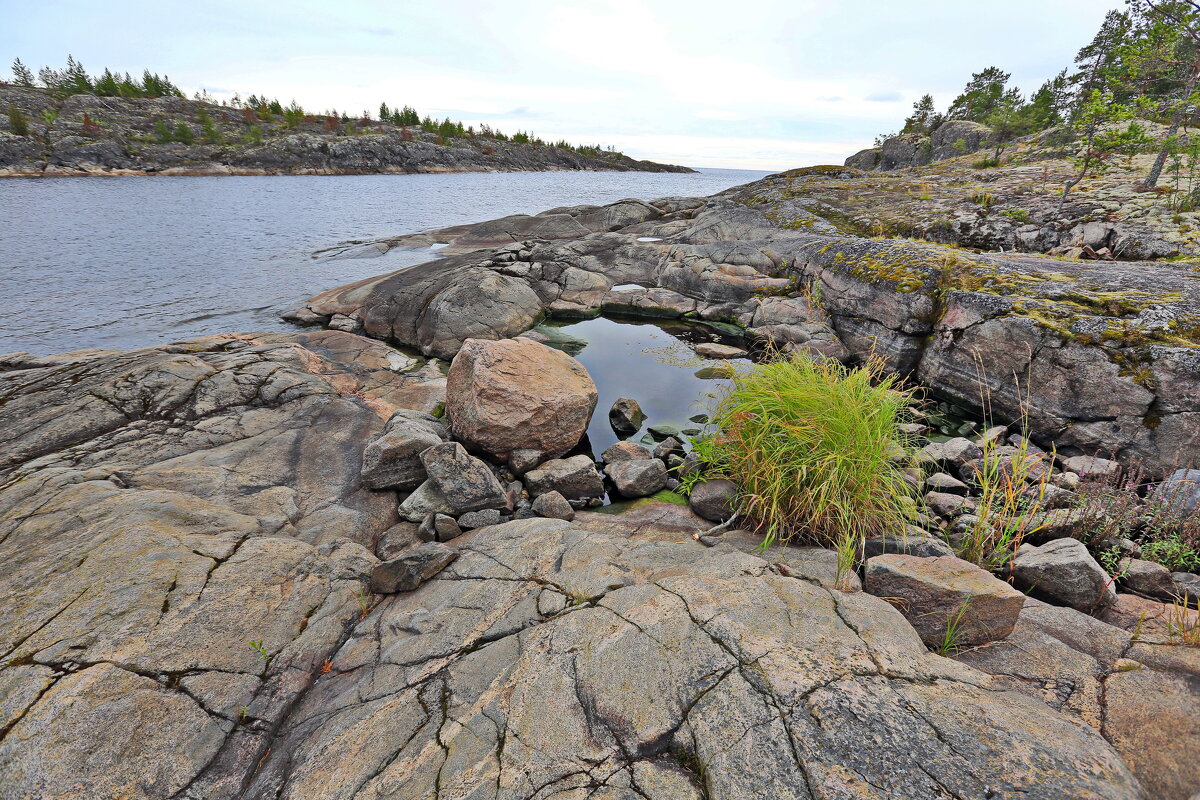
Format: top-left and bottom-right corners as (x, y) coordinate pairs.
(3, 0), (1115, 170)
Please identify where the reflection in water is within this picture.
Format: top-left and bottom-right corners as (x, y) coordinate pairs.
(533, 315), (751, 457)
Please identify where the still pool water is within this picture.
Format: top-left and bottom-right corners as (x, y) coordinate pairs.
(532, 316), (752, 457)
(0, 167), (770, 355)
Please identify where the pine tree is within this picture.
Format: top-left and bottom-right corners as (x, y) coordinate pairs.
(7, 106), (29, 136)
(379, 102), (390, 121)
(902, 94), (940, 134)
(10, 58), (34, 87)
(173, 121), (194, 145)
(947, 67), (1023, 122)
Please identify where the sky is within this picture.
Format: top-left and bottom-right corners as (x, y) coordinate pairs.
(1, 0), (1116, 170)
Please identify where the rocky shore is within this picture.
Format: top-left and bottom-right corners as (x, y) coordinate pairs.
(3, 158), (1200, 798)
(0, 87), (693, 177)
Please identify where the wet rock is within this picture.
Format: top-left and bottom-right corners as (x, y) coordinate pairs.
(647, 422), (683, 439)
(524, 455), (605, 501)
(530, 489), (575, 521)
(419, 441), (508, 514)
(693, 342), (748, 359)
(369, 542), (458, 593)
(601, 440), (653, 463)
(689, 479), (738, 522)
(447, 337), (598, 461)
(864, 554), (1025, 648)
(1120, 558), (1179, 601)
(609, 396), (646, 435)
(605, 458), (668, 498)
(1012, 538), (1116, 611)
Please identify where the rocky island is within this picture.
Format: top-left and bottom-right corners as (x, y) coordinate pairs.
(0, 62), (691, 177)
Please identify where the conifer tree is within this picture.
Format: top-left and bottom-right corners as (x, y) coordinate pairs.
(10, 58), (34, 87)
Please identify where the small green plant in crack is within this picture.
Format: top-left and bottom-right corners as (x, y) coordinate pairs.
(350, 586), (370, 621)
(248, 640), (269, 662)
(935, 597), (973, 656)
(239, 704), (251, 721)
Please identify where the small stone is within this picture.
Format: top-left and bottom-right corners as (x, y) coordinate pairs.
(689, 479), (738, 522)
(1012, 538), (1115, 611)
(677, 453), (704, 480)
(694, 364), (735, 379)
(652, 436), (685, 462)
(399, 480), (455, 523)
(531, 490), (575, 521)
(601, 441), (652, 463)
(524, 455), (605, 500)
(1172, 572), (1200, 599)
(359, 411), (447, 490)
(457, 509), (503, 529)
(1152, 468), (1200, 515)
(647, 423), (683, 440)
(605, 459), (668, 498)
(420, 442), (509, 514)
(1052, 471), (1081, 491)
(609, 397), (646, 436)
(370, 542), (458, 593)
(433, 513), (463, 542)
(864, 554), (1025, 648)
(924, 491), (977, 519)
(1061, 455), (1121, 481)
(508, 448), (546, 477)
(417, 513), (438, 542)
(694, 342), (748, 359)
(375, 522), (420, 560)
(925, 472), (969, 496)
(976, 425), (1008, 446)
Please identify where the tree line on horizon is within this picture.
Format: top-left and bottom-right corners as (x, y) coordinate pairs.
(3, 56), (622, 157)
(874, 0), (1199, 204)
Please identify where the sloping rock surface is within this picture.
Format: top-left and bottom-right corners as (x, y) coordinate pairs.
(0, 330), (1146, 799)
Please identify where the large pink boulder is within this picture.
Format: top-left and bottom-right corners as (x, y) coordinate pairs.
(446, 338), (598, 461)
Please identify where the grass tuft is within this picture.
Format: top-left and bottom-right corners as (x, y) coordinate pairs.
(704, 353), (917, 584)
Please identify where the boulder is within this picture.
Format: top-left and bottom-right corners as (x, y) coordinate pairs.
(863, 534), (955, 559)
(1120, 558), (1179, 601)
(507, 448), (545, 477)
(925, 472), (969, 495)
(1011, 538), (1115, 611)
(1153, 468), (1200, 514)
(1061, 455), (1121, 481)
(608, 396), (646, 436)
(924, 491), (977, 518)
(369, 542), (458, 593)
(530, 490), (575, 521)
(446, 338), (598, 461)
(359, 410), (448, 490)
(524, 455), (605, 501)
(864, 554), (1025, 648)
(689, 479), (738, 522)
(419, 441), (508, 514)
(652, 436), (686, 462)
(1174, 571), (1200, 599)
(605, 458), (668, 498)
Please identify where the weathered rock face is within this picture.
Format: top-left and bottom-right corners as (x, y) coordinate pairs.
(232, 519), (1140, 800)
(446, 337), (598, 461)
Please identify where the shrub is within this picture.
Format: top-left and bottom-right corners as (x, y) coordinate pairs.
(999, 208), (1032, 224)
(153, 118), (172, 143)
(173, 121), (194, 144)
(7, 105), (29, 136)
(704, 353), (917, 582)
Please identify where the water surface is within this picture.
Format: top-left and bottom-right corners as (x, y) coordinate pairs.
(1, 168), (769, 355)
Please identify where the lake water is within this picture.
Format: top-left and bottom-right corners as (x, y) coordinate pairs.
(0, 168), (769, 355)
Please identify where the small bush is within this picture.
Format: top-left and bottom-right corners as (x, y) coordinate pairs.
(7, 105), (29, 136)
(153, 118), (172, 143)
(704, 354), (917, 582)
(999, 208), (1032, 224)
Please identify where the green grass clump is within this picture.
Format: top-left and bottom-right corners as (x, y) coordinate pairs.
(705, 354), (917, 583)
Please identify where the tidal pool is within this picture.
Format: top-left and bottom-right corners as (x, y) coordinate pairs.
(531, 315), (752, 457)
